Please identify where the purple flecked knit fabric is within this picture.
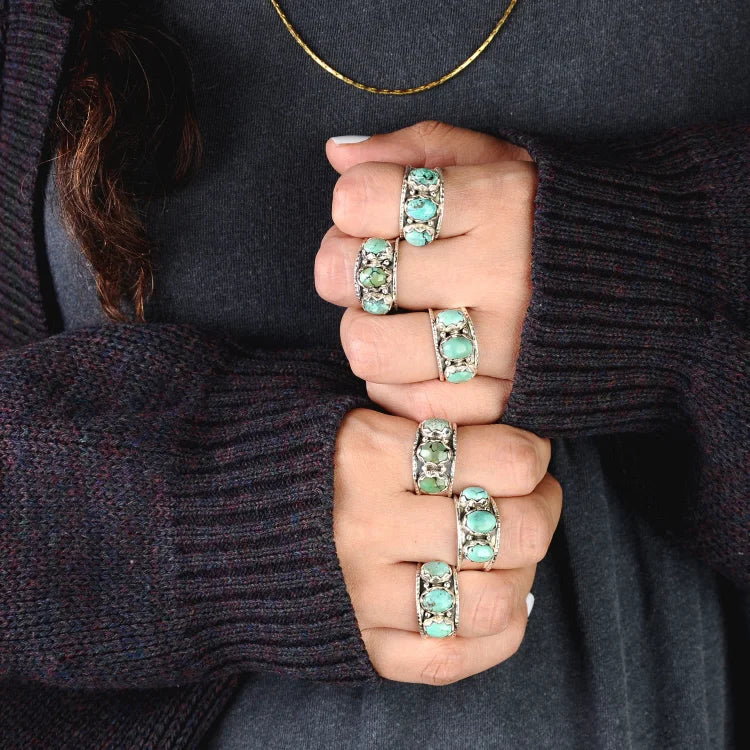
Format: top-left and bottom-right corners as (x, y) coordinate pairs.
(0, 1), (748, 748)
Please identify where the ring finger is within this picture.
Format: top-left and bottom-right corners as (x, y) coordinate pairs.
(340, 305), (518, 383)
(355, 562), (535, 638)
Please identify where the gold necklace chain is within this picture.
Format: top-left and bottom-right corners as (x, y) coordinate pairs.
(269, 0), (519, 95)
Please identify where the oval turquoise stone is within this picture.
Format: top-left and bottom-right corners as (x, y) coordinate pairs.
(362, 237), (390, 255)
(410, 167), (439, 186)
(424, 619), (454, 638)
(421, 561), (451, 579)
(404, 226), (433, 246)
(405, 197), (438, 222)
(436, 309), (465, 328)
(441, 336), (473, 360)
(419, 476), (448, 494)
(362, 297), (391, 315)
(423, 418), (451, 433)
(359, 267), (387, 288)
(466, 543), (494, 563)
(466, 510), (497, 534)
(418, 440), (450, 464)
(462, 486), (489, 501)
(421, 588), (454, 613)
(446, 368), (474, 383)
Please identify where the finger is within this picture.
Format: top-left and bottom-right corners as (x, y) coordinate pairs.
(331, 160), (535, 242)
(362, 607), (528, 685)
(357, 563), (534, 637)
(316, 227), (528, 313)
(376, 474), (561, 569)
(326, 120), (532, 175)
(340, 306), (520, 383)
(367, 378), (513, 425)
(342, 413), (550, 498)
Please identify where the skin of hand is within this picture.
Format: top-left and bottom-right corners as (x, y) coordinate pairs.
(334, 408), (561, 685)
(317, 122), (563, 684)
(316, 120), (537, 425)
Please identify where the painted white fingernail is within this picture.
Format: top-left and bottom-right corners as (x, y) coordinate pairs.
(526, 593), (535, 617)
(330, 135), (371, 145)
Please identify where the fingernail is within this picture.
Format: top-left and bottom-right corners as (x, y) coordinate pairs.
(330, 135), (371, 145)
(526, 592), (535, 617)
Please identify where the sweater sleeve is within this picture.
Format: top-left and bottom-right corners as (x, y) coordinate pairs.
(501, 122), (749, 587)
(0, 323), (377, 688)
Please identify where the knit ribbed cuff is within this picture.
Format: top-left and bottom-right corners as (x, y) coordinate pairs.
(169, 348), (377, 684)
(502, 125), (748, 436)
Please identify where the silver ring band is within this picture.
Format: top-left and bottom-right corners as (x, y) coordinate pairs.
(455, 486), (500, 571)
(429, 307), (479, 383)
(416, 561), (459, 638)
(400, 166), (444, 246)
(412, 418), (457, 496)
(354, 237), (399, 315)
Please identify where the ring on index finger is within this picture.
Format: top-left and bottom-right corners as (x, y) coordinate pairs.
(400, 166), (445, 246)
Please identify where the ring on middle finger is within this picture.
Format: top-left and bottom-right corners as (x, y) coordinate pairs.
(455, 486), (501, 571)
(412, 417), (457, 496)
(354, 237), (399, 315)
(429, 307), (480, 383)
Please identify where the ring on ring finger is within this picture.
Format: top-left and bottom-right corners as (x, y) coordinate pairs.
(416, 561), (459, 638)
(429, 307), (479, 383)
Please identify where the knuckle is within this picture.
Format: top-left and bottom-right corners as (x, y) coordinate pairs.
(413, 119), (453, 141)
(517, 503), (553, 563)
(507, 433), (543, 495)
(332, 166), (376, 234)
(419, 643), (467, 686)
(314, 241), (344, 301)
(470, 581), (514, 635)
(340, 314), (382, 380)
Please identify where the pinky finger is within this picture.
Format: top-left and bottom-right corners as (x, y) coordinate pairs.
(361, 607), (527, 686)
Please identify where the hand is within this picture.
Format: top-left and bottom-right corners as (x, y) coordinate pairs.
(316, 120), (536, 424)
(334, 408), (561, 684)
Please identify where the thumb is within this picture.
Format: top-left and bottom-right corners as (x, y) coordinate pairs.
(325, 119), (530, 174)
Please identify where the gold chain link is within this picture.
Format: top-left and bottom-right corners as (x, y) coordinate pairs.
(269, 0), (519, 95)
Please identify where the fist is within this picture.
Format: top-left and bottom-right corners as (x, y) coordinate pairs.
(334, 408), (561, 685)
(316, 121), (537, 424)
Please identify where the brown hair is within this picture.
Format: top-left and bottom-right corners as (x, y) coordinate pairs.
(51, 1), (202, 321)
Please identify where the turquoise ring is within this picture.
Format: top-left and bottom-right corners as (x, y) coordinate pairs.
(354, 237), (399, 315)
(455, 487), (500, 571)
(429, 307), (479, 383)
(399, 166), (444, 246)
(412, 418), (457, 496)
(416, 561), (459, 638)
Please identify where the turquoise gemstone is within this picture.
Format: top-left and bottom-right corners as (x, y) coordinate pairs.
(419, 476), (448, 494)
(404, 226), (433, 246)
(423, 418), (451, 434)
(418, 440), (450, 464)
(405, 197), (438, 222)
(436, 309), (465, 328)
(465, 510), (497, 534)
(421, 588), (454, 613)
(421, 561), (451, 580)
(466, 543), (494, 563)
(446, 368), (474, 383)
(441, 336), (473, 360)
(424, 619), (454, 638)
(462, 486), (489, 501)
(362, 238), (390, 255)
(359, 267), (387, 288)
(362, 297), (391, 315)
(410, 167), (439, 186)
